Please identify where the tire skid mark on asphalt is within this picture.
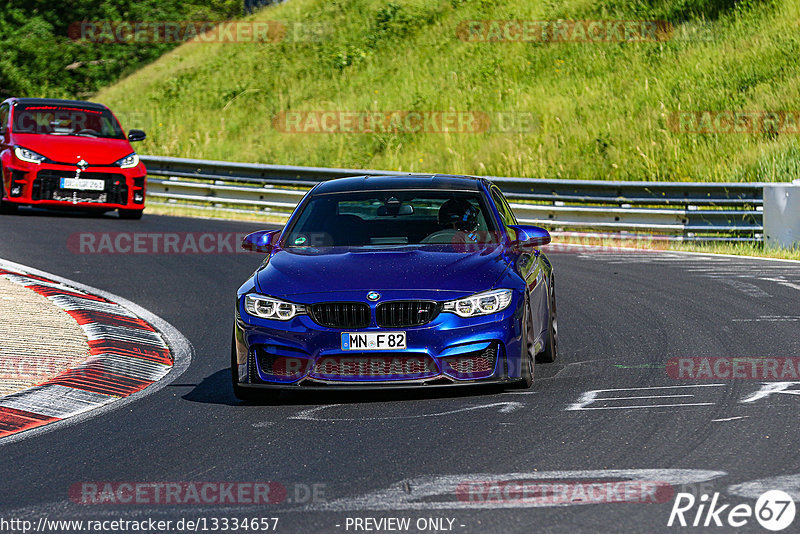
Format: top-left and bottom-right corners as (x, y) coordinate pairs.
(564, 382), (800, 413)
(732, 316), (800, 322)
(711, 416), (748, 422)
(576, 252), (800, 296)
(289, 401), (525, 422)
(717, 278), (771, 298)
(537, 359), (604, 380)
(299, 469), (727, 511)
(758, 277), (800, 292)
(729, 473), (800, 500)
(565, 384), (727, 411)
(0, 267), (173, 439)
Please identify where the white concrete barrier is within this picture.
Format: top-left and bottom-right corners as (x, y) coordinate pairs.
(764, 181), (800, 249)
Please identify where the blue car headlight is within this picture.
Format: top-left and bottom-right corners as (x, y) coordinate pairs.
(244, 294), (306, 321)
(442, 289), (513, 318)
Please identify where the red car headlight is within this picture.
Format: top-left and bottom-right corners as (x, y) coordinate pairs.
(114, 152), (139, 169)
(13, 146), (47, 164)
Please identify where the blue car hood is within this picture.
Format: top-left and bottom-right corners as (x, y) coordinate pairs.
(255, 244), (511, 297)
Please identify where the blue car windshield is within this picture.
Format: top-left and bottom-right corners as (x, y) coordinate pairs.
(285, 191), (500, 248)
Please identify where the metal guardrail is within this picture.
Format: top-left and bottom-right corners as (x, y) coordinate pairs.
(140, 155), (764, 241)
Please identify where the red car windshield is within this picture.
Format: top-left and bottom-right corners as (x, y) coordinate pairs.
(11, 104), (125, 139)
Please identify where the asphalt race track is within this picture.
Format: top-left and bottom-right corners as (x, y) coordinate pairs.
(1, 210), (799, 533)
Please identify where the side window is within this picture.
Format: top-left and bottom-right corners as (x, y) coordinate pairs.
(491, 188), (517, 226)
(0, 104), (8, 135)
(500, 194), (518, 225)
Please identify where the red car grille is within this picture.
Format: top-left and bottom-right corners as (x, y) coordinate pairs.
(33, 170), (128, 204)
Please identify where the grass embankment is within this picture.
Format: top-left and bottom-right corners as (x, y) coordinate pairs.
(104, 0), (800, 257)
(97, 0), (800, 182)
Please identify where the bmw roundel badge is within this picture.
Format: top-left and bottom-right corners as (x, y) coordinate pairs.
(367, 291), (381, 301)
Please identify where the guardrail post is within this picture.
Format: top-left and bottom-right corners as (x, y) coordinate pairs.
(763, 181), (800, 249)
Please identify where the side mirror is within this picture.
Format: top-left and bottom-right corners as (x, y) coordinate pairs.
(508, 224), (551, 249)
(242, 229), (282, 253)
(128, 129), (146, 142)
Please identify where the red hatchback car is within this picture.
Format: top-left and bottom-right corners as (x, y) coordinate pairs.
(0, 97), (147, 219)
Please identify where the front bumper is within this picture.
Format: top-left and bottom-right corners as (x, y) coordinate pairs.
(233, 291), (527, 389)
(1, 160), (146, 210)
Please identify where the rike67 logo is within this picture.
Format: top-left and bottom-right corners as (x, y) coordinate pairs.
(668, 490), (796, 531)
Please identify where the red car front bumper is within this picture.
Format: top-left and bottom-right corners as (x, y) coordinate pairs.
(2, 160), (146, 211)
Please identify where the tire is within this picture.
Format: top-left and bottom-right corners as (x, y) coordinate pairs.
(537, 275), (559, 364)
(118, 208), (143, 220)
(0, 177), (18, 214)
(0, 199), (17, 214)
(511, 299), (535, 389)
(230, 331), (279, 403)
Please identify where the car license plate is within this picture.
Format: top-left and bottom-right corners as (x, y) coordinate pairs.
(60, 178), (104, 191)
(341, 332), (406, 351)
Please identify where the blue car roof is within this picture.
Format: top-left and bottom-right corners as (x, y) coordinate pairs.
(312, 174), (486, 194)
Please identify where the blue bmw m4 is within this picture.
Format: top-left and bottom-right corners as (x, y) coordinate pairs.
(232, 174), (557, 400)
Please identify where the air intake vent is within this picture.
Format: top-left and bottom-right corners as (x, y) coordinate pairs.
(441, 343), (498, 380)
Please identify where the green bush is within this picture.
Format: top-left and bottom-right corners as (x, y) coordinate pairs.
(0, 0), (240, 99)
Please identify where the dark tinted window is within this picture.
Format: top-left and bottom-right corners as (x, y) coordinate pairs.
(11, 103), (124, 139)
(0, 104), (8, 135)
(286, 190), (499, 248)
(491, 187), (517, 226)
